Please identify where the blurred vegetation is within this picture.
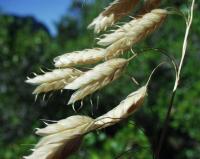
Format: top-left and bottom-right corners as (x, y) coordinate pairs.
(0, 0), (200, 159)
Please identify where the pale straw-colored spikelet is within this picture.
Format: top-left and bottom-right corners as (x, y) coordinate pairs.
(32, 78), (74, 94)
(26, 68), (82, 84)
(98, 9), (167, 46)
(36, 116), (93, 136)
(24, 115), (94, 159)
(97, 18), (138, 46)
(54, 48), (106, 68)
(94, 86), (147, 129)
(88, 0), (139, 33)
(64, 58), (128, 90)
(26, 68), (83, 94)
(92, 63), (163, 129)
(68, 67), (124, 104)
(100, 9), (167, 59)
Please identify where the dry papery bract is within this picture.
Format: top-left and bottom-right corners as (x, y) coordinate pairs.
(65, 58), (128, 104)
(94, 85), (147, 129)
(26, 68), (83, 94)
(88, 0), (139, 33)
(98, 9), (167, 46)
(54, 48), (106, 68)
(24, 115), (94, 159)
(65, 58), (128, 90)
(26, 68), (82, 84)
(98, 9), (167, 59)
(68, 67), (123, 104)
(32, 79), (72, 94)
(24, 86), (147, 159)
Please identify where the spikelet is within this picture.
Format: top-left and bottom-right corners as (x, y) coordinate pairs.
(94, 86), (147, 129)
(32, 78), (74, 94)
(65, 58), (128, 90)
(54, 48), (106, 68)
(98, 9), (167, 46)
(68, 67), (123, 104)
(88, 0), (139, 33)
(24, 115), (94, 159)
(99, 9), (167, 59)
(97, 18), (138, 46)
(36, 116), (93, 136)
(27, 69), (83, 94)
(26, 68), (82, 84)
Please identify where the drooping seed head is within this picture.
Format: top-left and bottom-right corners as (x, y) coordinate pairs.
(64, 58), (128, 90)
(26, 68), (82, 84)
(32, 77), (81, 94)
(68, 68), (124, 104)
(25, 86), (147, 159)
(36, 115), (93, 136)
(99, 9), (167, 59)
(97, 18), (138, 46)
(24, 115), (94, 159)
(26, 68), (83, 94)
(94, 86), (147, 129)
(54, 48), (106, 68)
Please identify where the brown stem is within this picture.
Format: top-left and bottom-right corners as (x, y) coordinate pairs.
(155, 90), (176, 158)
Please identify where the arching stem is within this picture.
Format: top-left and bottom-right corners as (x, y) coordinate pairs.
(155, 0), (195, 158)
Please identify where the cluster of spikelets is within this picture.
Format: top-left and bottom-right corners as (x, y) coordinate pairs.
(25, 0), (169, 158)
(24, 86), (147, 159)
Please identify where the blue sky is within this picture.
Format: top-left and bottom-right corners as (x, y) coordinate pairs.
(0, 0), (73, 35)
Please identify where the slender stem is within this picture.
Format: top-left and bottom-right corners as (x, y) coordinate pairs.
(155, 0), (195, 158)
(173, 0), (195, 92)
(145, 62), (166, 88)
(155, 91), (176, 158)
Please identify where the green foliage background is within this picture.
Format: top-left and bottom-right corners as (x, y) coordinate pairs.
(0, 0), (200, 159)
